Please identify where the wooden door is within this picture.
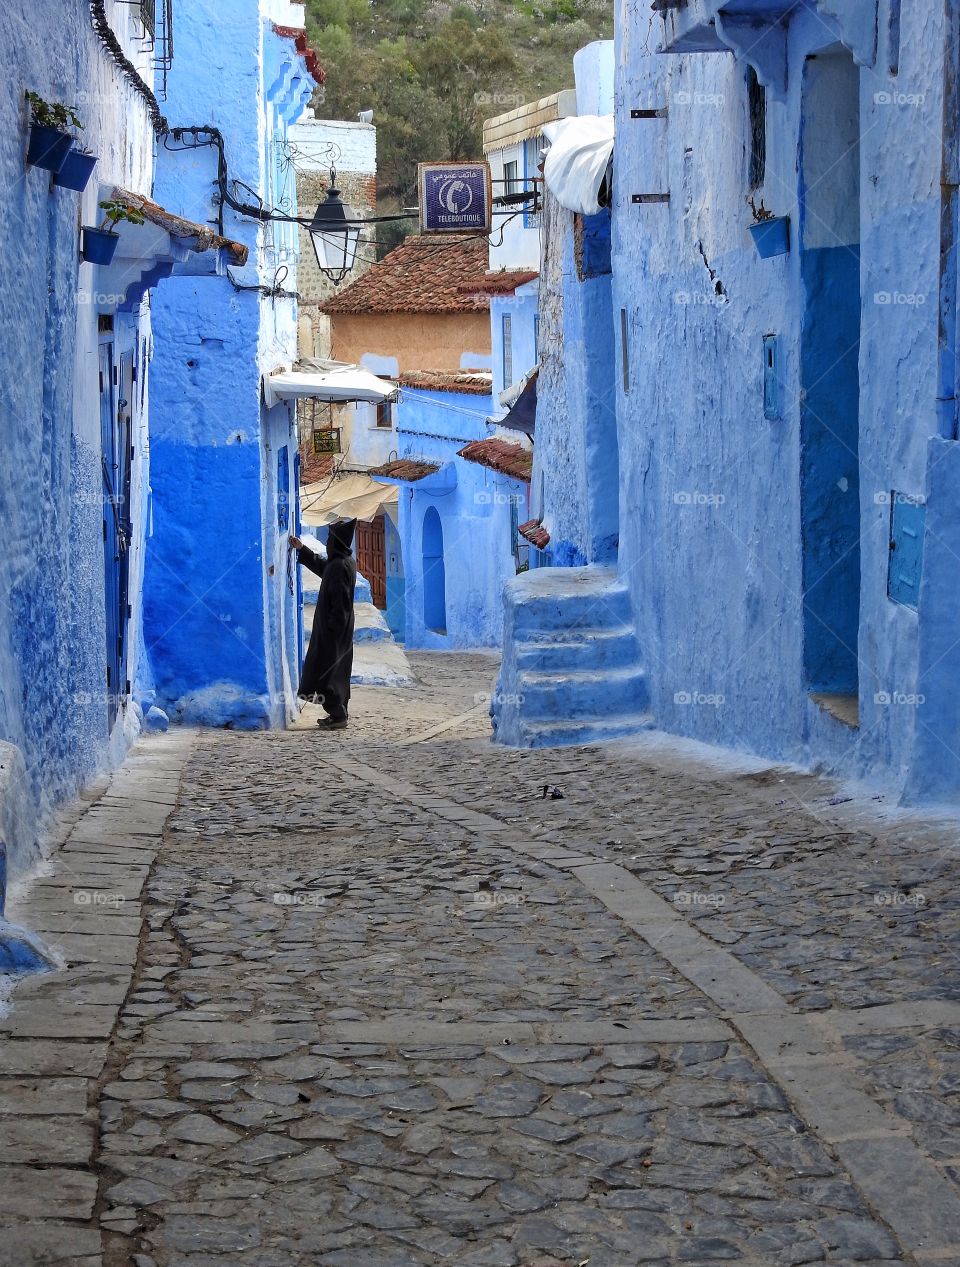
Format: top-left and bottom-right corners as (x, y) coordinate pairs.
(356, 514), (387, 609)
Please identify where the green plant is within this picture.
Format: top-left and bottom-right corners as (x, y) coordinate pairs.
(26, 91), (82, 131)
(98, 200), (146, 232)
(747, 195), (775, 223)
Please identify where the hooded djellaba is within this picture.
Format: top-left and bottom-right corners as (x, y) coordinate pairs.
(293, 518), (357, 729)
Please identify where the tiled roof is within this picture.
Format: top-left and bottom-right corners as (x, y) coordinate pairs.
(112, 188), (249, 265)
(458, 271), (539, 297)
(369, 458), (442, 482)
(457, 438), (533, 483)
(321, 236), (491, 315)
(519, 518), (550, 548)
(399, 371), (493, 396)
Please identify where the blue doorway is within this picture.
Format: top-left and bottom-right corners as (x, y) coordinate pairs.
(799, 46), (861, 699)
(422, 506), (446, 634)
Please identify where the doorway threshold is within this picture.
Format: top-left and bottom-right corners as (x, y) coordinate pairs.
(810, 692), (859, 729)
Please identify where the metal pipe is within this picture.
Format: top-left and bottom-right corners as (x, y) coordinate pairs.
(936, 0), (960, 440)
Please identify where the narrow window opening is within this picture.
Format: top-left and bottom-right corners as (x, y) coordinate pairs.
(620, 308), (630, 393)
(747, 66), (766, 190)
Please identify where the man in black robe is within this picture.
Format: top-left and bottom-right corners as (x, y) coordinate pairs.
(289, 518), (357, 730)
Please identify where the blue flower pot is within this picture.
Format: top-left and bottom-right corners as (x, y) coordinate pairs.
(748, 215), (790, 259)
(82, 227), (120, 265)
(54, 150), (97, 192)
(27, 124), (73, 173)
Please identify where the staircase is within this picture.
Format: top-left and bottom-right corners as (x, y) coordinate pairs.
(492, 567), (653, 748)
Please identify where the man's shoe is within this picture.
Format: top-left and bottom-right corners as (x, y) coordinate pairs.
(317, 716), (348, 731)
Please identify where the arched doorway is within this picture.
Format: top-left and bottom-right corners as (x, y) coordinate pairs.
(422, 507), (446, 634)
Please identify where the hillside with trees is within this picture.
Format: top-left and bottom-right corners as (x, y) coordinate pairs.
(304, 0), (613, 249)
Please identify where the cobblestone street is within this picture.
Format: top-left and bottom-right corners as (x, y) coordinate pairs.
(1, 653), (959, 1266)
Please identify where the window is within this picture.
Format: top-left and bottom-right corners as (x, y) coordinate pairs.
(502, 314), (513, 387)
(503, 159), (519, 195)
(376, 401), (393, 429)
(747, 66), (766, 190)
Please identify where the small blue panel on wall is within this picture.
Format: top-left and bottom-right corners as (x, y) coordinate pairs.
(277, 446), (290, 532)
(762, 334), (780, 420)
(888, 493), (925, 609)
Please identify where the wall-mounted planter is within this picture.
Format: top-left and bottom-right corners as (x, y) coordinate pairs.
(27, 124), (73, 173)
(54, 150), (97, 192)
(748, 215), (790, 259)
(82, 227), (120, 266)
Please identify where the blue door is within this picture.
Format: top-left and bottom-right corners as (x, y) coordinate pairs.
(99, 342), (133, 727)
(422, 507), (446, 634)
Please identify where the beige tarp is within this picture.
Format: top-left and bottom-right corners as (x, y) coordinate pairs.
(300, 473), (399, 527)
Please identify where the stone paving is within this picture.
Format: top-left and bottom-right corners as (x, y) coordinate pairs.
(0, 652), (958, 1266)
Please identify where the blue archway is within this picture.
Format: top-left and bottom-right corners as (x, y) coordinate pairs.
(422, 507), (447, 634)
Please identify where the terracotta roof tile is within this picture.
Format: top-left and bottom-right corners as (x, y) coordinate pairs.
(369, 458), (442, 482)
(457, 438), (533, 482)
(321, 236), (491, 315)
(458, 270), (539, 297)
(400, 370), (492, 395)
(519, 518), (550, 548)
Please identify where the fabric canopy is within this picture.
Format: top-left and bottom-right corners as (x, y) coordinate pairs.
(300, 473), (399, 527)
(541, 115), (615, 216)
(492, 364), (539, 437)
(265, 358), (398, 409)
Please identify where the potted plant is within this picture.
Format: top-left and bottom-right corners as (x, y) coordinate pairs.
(82, 200), (145, 266)
(54, 144), (98, 193)
(747, 196), (790, 259)
(25, 91), (80, 173)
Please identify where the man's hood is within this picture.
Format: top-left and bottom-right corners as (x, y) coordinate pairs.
(327, 517), (357, 557)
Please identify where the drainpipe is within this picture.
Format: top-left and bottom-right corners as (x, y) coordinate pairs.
(936, 0), (960, 440)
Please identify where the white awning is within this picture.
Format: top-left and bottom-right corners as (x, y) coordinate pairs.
(300, 473), (399, 527)
(541, 115), (614, 216)
(265, 359), (398, 409)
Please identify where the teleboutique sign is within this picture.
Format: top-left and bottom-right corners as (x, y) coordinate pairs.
(418, 162), (492, 234)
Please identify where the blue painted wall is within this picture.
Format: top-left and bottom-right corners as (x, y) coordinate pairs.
(0, 3), (157, 911)
(387, 387), (527, 649)
(531, 188), (618, 567)
(144, 0), (312, 728)
(608, 0), (960, 801)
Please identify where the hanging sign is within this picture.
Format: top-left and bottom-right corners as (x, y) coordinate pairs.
(418, 162), (492, 234)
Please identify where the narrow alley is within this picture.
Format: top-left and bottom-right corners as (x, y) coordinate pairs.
(1, 655), (957, 1267)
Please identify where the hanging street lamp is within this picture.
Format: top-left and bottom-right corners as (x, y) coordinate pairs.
(308, 171), (362, 285)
